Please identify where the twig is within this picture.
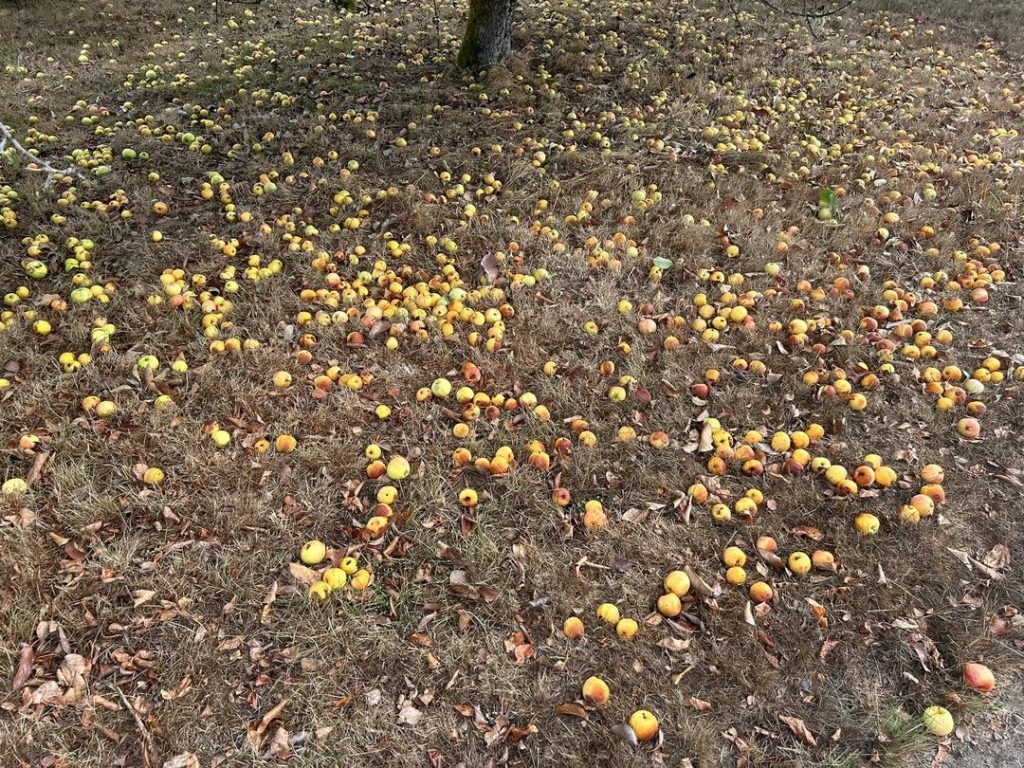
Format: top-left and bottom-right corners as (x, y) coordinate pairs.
(432, 0), (442, 47)
(802, 0), (820, 39)
(0, 120), (83, 189)
(115, 687), (157, 768)
(750, 0), (853, 19)
(725, 0), (745, 31)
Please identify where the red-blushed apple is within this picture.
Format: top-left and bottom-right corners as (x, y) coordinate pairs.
(963, 662), (994, 693)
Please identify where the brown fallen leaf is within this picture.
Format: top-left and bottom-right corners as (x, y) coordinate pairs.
(673, 493), (692, 524)
(398, 702), (423, 726)
(698, 422), (714, 452)
(983, 544), (1010, 570)
(162, 754), (199, 768)
(554, 702), (589, 719)
(758, 547), (785, 570)
(249, 699), (288, 749)
(12, 644), (33, 690)
(261, 581), (278, 625)
(508, 723), (538, 743)
(25, 451), (50, 486)
(448, 569), (480, 600)
(686, 696), (713, 711)
(268, 726), (290, 761)
(820, 639), (841, 660)
(622, 507), (648, 524)
(288, 562), (320, 586)
(684, 565), (715, 597)
(790, 525), (823, 541)
(780, 715), (818, 746)
(481, 252), (501, 282)
(657, 636), (691, 653)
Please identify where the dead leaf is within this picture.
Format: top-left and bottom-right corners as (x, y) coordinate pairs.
(288, 562), (319, 586)
(758, 547), (785, 570)
(820, 639), (841, 660)
(261, 581), (278, 625)
(26, 451), (50, 486)
(508, 723), (538, 743)
(657, 636), (691, 653)
(684, 565), (715, 597)
(698, 422), (714, 452)
(12, 644), (33, 689)
(947, 548), (973, 571)
(554, 702), (589, 719)
(30, 680), (63, 706)
(268, 726), (290, 761)
(57, 654), (90, 689)
(983, 544), (1010, 570)
(686, 696), (713, 711)
(398, 702), (423, 726)
(514, 642), (534, 663)
(448, 569), (479, 600)
(481, 252), (500, 281)
(133, 590), (156, 608)
(249, 699), (287, 749)
(780, 715), (818, 746)
(622, 507), (648, 524)
(790, 525), (823, 541)
(162, 755), (199, 768)
(946, 548), (1004, 580)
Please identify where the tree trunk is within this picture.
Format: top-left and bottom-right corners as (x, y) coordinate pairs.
(457, 0), (516, 70)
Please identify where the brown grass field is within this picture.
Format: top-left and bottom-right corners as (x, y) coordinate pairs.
(0, 0), (1022, 765)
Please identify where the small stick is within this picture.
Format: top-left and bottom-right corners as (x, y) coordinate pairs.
(0, 120), (84, 189)
(116, 687), (157, 768)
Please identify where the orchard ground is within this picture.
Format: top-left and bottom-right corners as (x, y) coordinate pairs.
(1, 0), (1023, 766)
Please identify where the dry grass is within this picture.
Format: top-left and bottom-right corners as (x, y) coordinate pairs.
(1, 0), (1023, 766)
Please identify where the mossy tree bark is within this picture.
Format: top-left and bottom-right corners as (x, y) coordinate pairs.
(457, 0), (517, 69)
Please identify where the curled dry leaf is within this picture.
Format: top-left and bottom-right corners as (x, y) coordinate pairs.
(686, 696), (713, 712)
(657, 636), (691, 653)
(268, 727), (291, 761)
(398, 702), (423, 726)
(248, 699), (288, 749)
(983, 544), (1010, 570)
(684, 565), (715, 597)
(698, 422), (715, 452)
(12, 644), (34, 690)
(288, 562), (320, 586)
(261, 581), (279, 625)
(622, 507), (648, 524)
(554, 702), (589, 719)
(508, 723), (538, 743)
(481, 252), (501, 282)
(790, 525), (823, 541)
(780, 715), (818, 746)
(758, 547), (786, 570)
